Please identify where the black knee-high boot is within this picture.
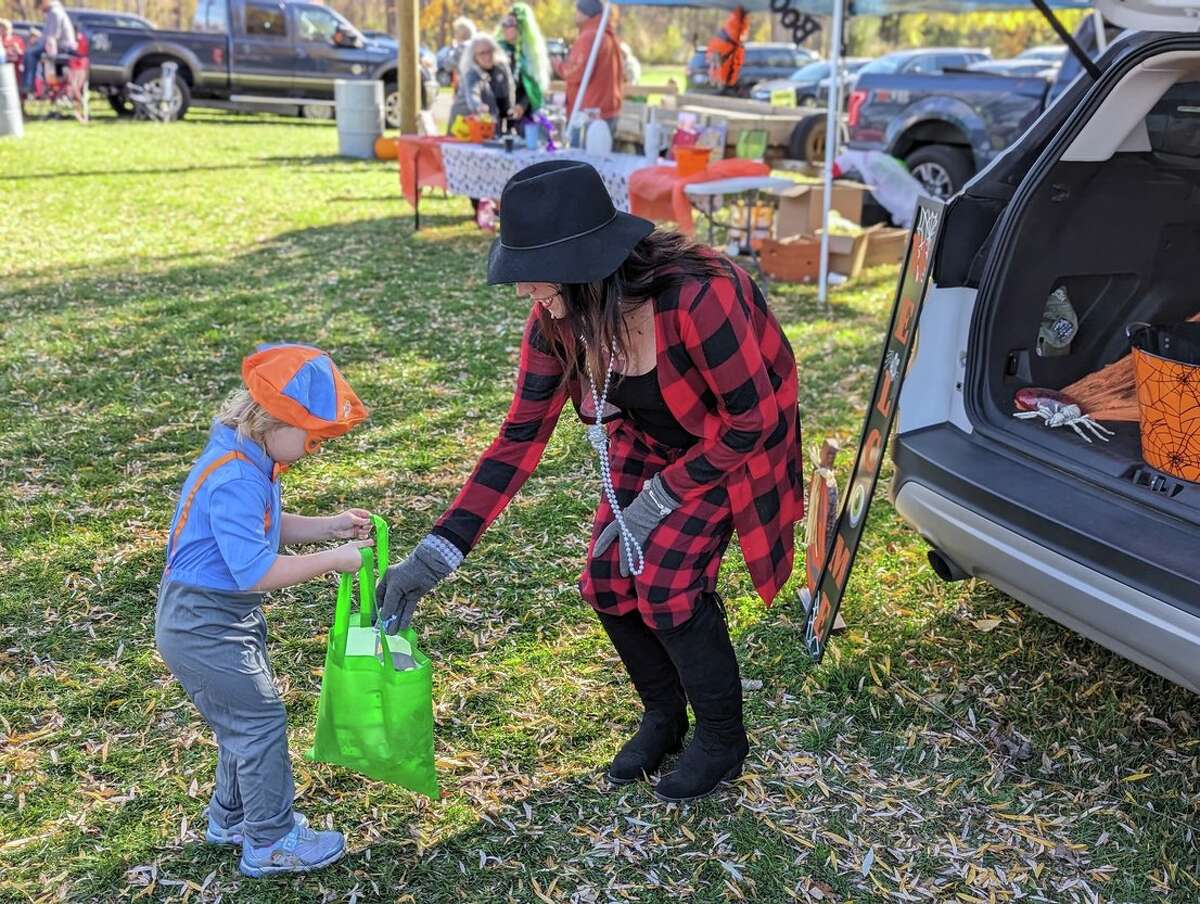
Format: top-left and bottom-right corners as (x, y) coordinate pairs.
(597, 610), (689, 785)
(653, 593), (748, 802)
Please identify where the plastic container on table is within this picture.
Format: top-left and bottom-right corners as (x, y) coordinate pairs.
(675, 146), (711, 178)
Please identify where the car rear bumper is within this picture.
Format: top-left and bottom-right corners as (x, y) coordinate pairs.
(892, 425), (1200, 693)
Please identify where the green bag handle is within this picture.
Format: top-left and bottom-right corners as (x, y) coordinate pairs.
(331, 514), (406, 662)
(357, 515), (390, 627)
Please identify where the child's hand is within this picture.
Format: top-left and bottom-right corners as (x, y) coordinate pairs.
(329, 508), (372, 540)
(330, 538), (374, 573)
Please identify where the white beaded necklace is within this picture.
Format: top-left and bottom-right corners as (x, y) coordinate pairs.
(581, 336), (645, 576)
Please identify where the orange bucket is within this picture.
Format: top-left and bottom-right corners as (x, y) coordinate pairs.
(1128, 322), (1200, 482)
(675, 146), (711, 177)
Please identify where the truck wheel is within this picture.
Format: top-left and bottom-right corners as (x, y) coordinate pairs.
(906, 145), (973, 199)
(384, 81), (400, 129)
(788, 116), (849, 163)
(134, 66), (191, 121)
(107, 93), (134, 117)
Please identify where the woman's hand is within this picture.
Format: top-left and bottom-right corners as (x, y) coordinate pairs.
(329, 539), (375, 574)
(511, 103), (525, 121)
(376, 541), (456, 632)
(328, 508), (372, 540)
(592, 474), (680, 577)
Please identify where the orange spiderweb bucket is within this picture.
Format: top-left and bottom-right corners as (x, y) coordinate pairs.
(1128, 321), (1200, 482)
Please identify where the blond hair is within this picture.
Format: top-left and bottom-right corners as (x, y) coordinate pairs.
(216, 387), (289, 445)
(0, 19), (12, 35)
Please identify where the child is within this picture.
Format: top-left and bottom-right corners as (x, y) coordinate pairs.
(156, 343), (371, 878)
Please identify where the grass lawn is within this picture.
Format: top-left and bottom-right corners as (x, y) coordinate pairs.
(1, 111), (1197, 903)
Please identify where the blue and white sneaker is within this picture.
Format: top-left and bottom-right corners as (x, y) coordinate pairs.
(238, 819), (344, 877)
(205, 811), (309, 847)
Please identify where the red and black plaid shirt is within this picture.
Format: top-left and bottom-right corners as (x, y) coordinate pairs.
(433, 257), (803, 605)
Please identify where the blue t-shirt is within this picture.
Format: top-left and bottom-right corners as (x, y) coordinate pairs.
(164, 422), (282, 592)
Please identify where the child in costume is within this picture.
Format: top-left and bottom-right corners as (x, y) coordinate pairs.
(155, 343), (371, 877)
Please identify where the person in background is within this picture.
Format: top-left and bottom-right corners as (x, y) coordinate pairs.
(449, 33), (515, 231)
(22, 0), (76, 96)
(556, 0), (623, 146)
(446, 16), (477, 88)
(498, 3), (550, 124)
(620, 40), (641, 87)
(0, 19), (26, 72)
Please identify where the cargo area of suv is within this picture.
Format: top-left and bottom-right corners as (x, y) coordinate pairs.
(972, 77), (1200, 528)
(890, 24), (1200, 692)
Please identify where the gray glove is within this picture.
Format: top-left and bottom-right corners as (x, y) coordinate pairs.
(376, 537), (457, 632)
(592, 473), (681, 578)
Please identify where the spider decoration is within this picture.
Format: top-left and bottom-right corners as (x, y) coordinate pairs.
(1012, 387), (1115, 444)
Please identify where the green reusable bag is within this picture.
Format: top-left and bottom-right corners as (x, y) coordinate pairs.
(305, 516), (440, 798)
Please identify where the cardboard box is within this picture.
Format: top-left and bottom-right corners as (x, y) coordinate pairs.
(817, 224), (880, 280)
(758, 235), (822, 283)
(862, 226), (910, 269)
(771, 180), (869, 239)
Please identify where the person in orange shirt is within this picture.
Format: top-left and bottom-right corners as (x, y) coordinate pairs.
(556, 0), (623, 146)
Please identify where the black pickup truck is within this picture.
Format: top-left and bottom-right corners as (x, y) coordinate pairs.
(84, 0), (425, 124)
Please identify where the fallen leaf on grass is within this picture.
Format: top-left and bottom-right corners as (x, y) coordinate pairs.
(972, 618), (1002, 633)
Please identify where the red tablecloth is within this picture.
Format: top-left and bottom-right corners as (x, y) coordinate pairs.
(628, 158), (772, 234)
(397, 136), (455, 206)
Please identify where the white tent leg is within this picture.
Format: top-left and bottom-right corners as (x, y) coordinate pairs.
(1093, 9), (1108, 53)
(817, 0), (844, 309)
(567, 1), (612, 146)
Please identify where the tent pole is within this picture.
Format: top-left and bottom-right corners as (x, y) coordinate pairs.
(817, 0), (844, 310)
(568, 1), (612, 146)
(1092, 9), (1108, 53)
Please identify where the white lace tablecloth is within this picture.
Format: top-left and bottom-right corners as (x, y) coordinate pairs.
(439, 144), (648, 211)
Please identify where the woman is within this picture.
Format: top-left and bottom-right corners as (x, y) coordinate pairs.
(498, 4), (550, 124)
(377, 161), (803, 802)
(448, 33), (515, 230)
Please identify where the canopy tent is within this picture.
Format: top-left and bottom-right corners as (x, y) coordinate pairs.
(587, 0), (1093, 300)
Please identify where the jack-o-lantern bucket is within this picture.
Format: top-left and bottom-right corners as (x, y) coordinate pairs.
(1128, 321), (1200, 482)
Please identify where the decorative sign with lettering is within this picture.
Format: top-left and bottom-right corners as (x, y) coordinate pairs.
(801, 196), (945, 662)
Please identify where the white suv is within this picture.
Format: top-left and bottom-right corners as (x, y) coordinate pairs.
(893, 0), (1200, 693)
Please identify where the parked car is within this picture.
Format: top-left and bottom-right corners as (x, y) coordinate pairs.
(687, 42), (816, 96)
(892, 5), (1200, 693)
(846, 47), (1082, 200)
(12, 8), (154, 45)
(70, 8), (155, 30)
(815, 58), (870, 105)
(1017, 43), (1067, 63)
(84, 0), (413, 124)
(748, 58), (864, 106)
(969, 58), (1060, 78)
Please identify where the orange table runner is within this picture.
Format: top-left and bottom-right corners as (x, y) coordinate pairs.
(397, 136), (456, 207)
(628, 158), (772, 234)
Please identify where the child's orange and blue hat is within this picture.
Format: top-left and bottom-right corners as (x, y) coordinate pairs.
(242, 343), (367, 452)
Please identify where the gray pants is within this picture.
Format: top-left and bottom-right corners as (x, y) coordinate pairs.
(155, 580), (295, 847)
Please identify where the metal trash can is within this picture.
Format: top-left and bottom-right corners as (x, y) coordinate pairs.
(335, 80), (384, 159)
(0, 63), (24, 140)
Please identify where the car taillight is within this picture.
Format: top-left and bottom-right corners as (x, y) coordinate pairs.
(847, 89), (868, 127)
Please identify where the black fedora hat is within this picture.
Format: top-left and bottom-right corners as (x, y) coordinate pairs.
(487, 160), (655, 286)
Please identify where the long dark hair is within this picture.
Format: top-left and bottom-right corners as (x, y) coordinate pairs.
(542, 230), (723, 386)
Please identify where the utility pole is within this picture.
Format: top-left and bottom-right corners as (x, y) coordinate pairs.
(395, 0), (420, 133)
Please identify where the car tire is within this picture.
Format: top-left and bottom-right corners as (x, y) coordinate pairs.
(133, 65), (191, 121)
(384, 80), (400, 129)
(905, 145), (974, 200)
(107, 92), (134, 117)
(787, 116), (849, 163)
